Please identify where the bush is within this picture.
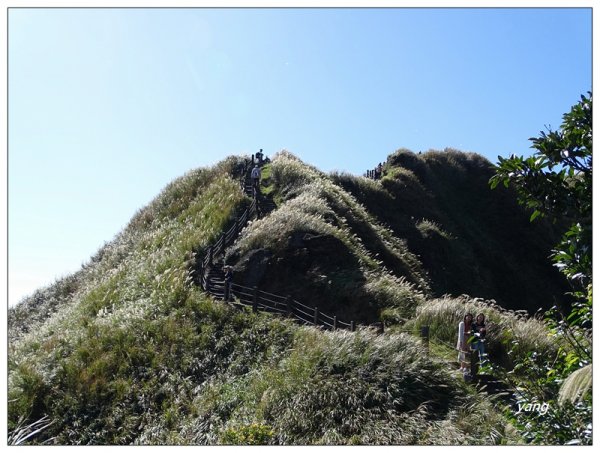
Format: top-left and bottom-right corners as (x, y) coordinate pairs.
(220, 423), (275, 445)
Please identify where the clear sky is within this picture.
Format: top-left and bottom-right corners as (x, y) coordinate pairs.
(7, 7), (592, 306)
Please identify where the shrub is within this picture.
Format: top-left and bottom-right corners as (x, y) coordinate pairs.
(220, 423), (275, 445)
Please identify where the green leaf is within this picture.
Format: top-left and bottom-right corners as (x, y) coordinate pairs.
(530, 210), (541, 222)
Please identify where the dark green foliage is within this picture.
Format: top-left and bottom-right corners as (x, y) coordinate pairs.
(337, 149), (567, 312)
(8, 364), (50, 425)
(490, 93), (592, 445)
(499, 338), (592, 445)
(490, 92), (591, 294)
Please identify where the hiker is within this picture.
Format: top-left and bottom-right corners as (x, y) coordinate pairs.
(457, 313), (474, 374)
(223, 265), (233, 301)
(472, 313), (487, 364)
(256, 149), (264, 164)
(251, 165), (261, 195)
(372, 162), (383, 180)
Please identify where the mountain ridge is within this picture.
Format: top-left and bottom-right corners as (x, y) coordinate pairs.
(8, 148), (568, 445)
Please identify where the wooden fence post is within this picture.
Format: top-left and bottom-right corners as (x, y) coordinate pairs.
(221, 233), (226, 249)
(208, 246), (213, 266)
(253, 286), (258, 313)
(420, 325), (430, 354)
(379, 322), (385, 334)
(313, 307), (319, 325)
(351, 321), (356, 332)
(333, 316), (337, 330)
(286, 296), (292, 317)
(199, 260), (205, 290)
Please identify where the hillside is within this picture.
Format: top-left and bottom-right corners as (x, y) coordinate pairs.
(226, 149), (567, 325)
(8, 149), (571, 445)
(357, 149), (567, 311)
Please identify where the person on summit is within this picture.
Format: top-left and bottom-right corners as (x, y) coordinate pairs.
(457, 313), (474, 374)
(251, 165), (261, 195)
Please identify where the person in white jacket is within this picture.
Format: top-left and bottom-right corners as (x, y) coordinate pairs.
(457, 313), (474, 373)
(251, 165), (261, 194)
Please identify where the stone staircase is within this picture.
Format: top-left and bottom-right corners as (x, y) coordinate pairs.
(200, 159), (276, 299)
(243, 167), (277, 218)
(256, 192), (277, 218)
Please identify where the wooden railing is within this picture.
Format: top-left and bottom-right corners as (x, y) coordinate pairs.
(198, 197), (257, 280)
(214, 281), (358, 331)
(364, 167), (383, 180)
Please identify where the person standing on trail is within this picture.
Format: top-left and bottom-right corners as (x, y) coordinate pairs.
(472, 313), (487, 364)
(251, 165), (261, 195)
(457, 313), (474, 374)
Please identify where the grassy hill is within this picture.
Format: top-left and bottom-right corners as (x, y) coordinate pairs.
(8, 149), (571, 445)
(226, 150), (567, 326)
(335, 149), (568, 312)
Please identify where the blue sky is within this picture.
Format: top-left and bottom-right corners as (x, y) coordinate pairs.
(7, 7), (592, 306)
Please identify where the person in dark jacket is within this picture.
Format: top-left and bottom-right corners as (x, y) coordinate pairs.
(472, 313), (487, 364)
